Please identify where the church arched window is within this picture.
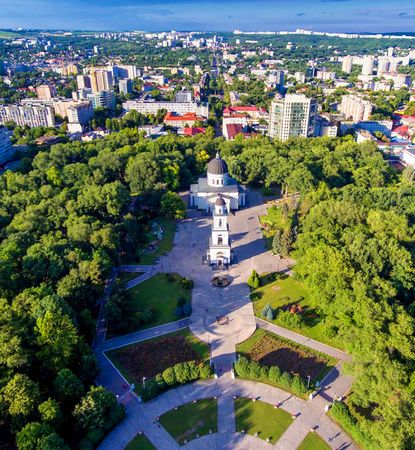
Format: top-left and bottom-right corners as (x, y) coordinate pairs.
(219, 219), (222, 227)
(218, 235), (223, 245)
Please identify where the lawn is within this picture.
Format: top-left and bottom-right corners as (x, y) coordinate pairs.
(106, 328), (210, 385)
(139, 217), (176, 265)
(160, 398), (218, 444)
(125, 433), (156, 450)
(237, 329), (336, 382)
(251, 274), (344, 349)
(117, 271), (143, 284)
(107, 272), (191, 338)
(297, 432), (331, 450)
(235, 397), (293, 444)
(259, 205), (291, 250)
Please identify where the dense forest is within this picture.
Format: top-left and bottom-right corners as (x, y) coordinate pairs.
(1, 129), (415, 448)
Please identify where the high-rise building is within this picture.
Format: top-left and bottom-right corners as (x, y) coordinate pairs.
(377, 57), (390, 76)
(0, 105), (55, 128)
(0, 126), (13, 165)
(67, 101), (94, 125)
(76, 75), (91, 90)
(387, 47), (395, 58)
(342, 56), (353, 74)
(36, 84), (57, 100)
(116, 65), (139, 80)
(87, 91), (115, 110)
(361, 56), (374, 76)
(268, 94), (317, 141)
(340, 95), (373, 122)
(119, 79), (133, 94)
(90, 70), (113, 93)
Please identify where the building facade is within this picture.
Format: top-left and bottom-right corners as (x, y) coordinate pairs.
(0, 105), (55, 128)
(190, 152), (246, 211)
(0, 127), (13, 165)
(340, 95), (373, 122)
(207, 194), (232, 267)
(268, 94), (317, 141)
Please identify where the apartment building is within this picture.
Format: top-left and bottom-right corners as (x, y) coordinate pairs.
(0, 105), (55, 128)
(340, 95), (373, 122)
(0, 127), (13, 165)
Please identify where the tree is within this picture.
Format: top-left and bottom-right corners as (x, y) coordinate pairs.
(38, 398), (62, 426)
(281, 228), (293, 257)
(125, 153), (161, 193)
(2, 374), (41, 429)
(54, 369), (84, 404)
(247, 269), (260, 289)
(160, 191), (186, 220)
(35, 311), (78, 372)
(16, 422), (68, 450)
(272, 228), (283, 255)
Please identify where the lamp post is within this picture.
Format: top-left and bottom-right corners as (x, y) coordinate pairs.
(307, 375), (311, 389)
(142, 377), (146, 389)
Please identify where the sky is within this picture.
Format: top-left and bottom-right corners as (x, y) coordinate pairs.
(1, 0), (415, 33)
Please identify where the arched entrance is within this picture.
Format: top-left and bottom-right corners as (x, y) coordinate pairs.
(216, 252), (224, 266)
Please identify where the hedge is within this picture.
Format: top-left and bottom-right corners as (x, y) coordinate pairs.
(330, 401), (375, 449)
(136, 360), (213, 401)
(234, 356), (309, 397)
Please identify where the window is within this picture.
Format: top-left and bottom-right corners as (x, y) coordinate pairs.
(218, 235), (223, 245)
(219, 219), (222, 227)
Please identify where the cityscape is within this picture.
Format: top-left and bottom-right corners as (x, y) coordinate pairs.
(1, 10), (415, 450)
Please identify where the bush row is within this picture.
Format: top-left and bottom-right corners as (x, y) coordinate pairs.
(234, 356), (309, 397)
(261, 303), (305, 328)
(136, 360), (213, 402)
(330, 401), (375, 449)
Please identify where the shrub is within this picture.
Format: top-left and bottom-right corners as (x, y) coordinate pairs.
(234, 357), (250, 378)
(181, 278), (194, 289)
(261, 303), (272, 318)
(268, 365), (282, 383)
(162, 367), (176, 385)
(260, 366), (269, 379)
(183, 303), (192, 315)
(279, 371), (293, 389)
(276, 310), (303, 329)
(174, 362), (191, 384)
(291, 375), (307, 395)
(199, 362), (213, 379)
(177, 297), (186, 307)
(248, 361), (261, 379)
(247, 270), (260, 289)
(266, 308), (274, 321)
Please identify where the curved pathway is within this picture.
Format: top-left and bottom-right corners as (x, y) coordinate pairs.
(97, 190), (357, 450)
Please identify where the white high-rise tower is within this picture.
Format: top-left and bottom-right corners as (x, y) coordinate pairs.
(208, 194), (231, 267)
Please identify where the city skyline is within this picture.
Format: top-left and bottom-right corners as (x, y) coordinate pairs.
(1, 0), (415, 33)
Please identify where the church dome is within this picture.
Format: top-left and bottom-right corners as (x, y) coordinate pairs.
(207, 152), (228, 175)
(215, 194), (226, 206)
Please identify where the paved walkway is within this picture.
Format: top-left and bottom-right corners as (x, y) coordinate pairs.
(96, 189), (357, 450)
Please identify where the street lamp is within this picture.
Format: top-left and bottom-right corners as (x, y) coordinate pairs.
(307, 375), (311, 389)
(142, 377), (146, 389)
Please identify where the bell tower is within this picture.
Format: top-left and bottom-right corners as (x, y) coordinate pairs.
(208, 194), (231, 267)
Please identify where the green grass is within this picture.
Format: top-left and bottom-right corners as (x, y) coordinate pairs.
(0, 31), (23, 39)
(125, 433), (156, 450)
(297, 432), (331, 450)
(235, 397), (293, 444)
(160, 398), (218, 444)
(127, 272), (191, 330)
(260, 205), (290, 250)
(139, 217), (176, 265)
(106, 328), (210, 385)
(117, 271), (143, 284)
(251, 274), (344, 349)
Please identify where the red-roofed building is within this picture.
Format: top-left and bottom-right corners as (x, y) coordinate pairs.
(181, 127), (206, 136)
(223, 105), (267, 119)
(163, 112), (204, 127)
(392, 125), (413, 140)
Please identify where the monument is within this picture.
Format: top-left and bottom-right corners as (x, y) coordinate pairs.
(207, 194), (232, 267)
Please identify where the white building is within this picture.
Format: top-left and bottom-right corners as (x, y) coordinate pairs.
(340, 95), (373, 122)
(207, 194), (232, 267)
(123, 99), (208, 117)
(87, 91), (115, 109)
(342, 56), (353, 74)
(361, 56), (374, 76)
(400, 147), (415, 168)
(0, 127), (13, 165)
(0, 105), (55, 128)
(190, 152), (246, 212)
(268, 94), (317, 141)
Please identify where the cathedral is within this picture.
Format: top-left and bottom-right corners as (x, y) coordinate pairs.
(189, 152), (246, 212)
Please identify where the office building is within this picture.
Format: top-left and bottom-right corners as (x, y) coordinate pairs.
(342, 56), (353, 74)
(90, 70), (114, 93)
(340, 95), (373, 122)
(119, 79), (133, 94)
(361, 56), (374, 76)
(77, 75), (91, 90)
(268, 94), (317, 141)
(0, 127), (13, 165)
(0, 105), (55, 128)
(36, 84), (57, 100)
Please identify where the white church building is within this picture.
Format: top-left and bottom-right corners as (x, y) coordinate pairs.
(207, 194), (232, 266)
(190, 152), (246, 212)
